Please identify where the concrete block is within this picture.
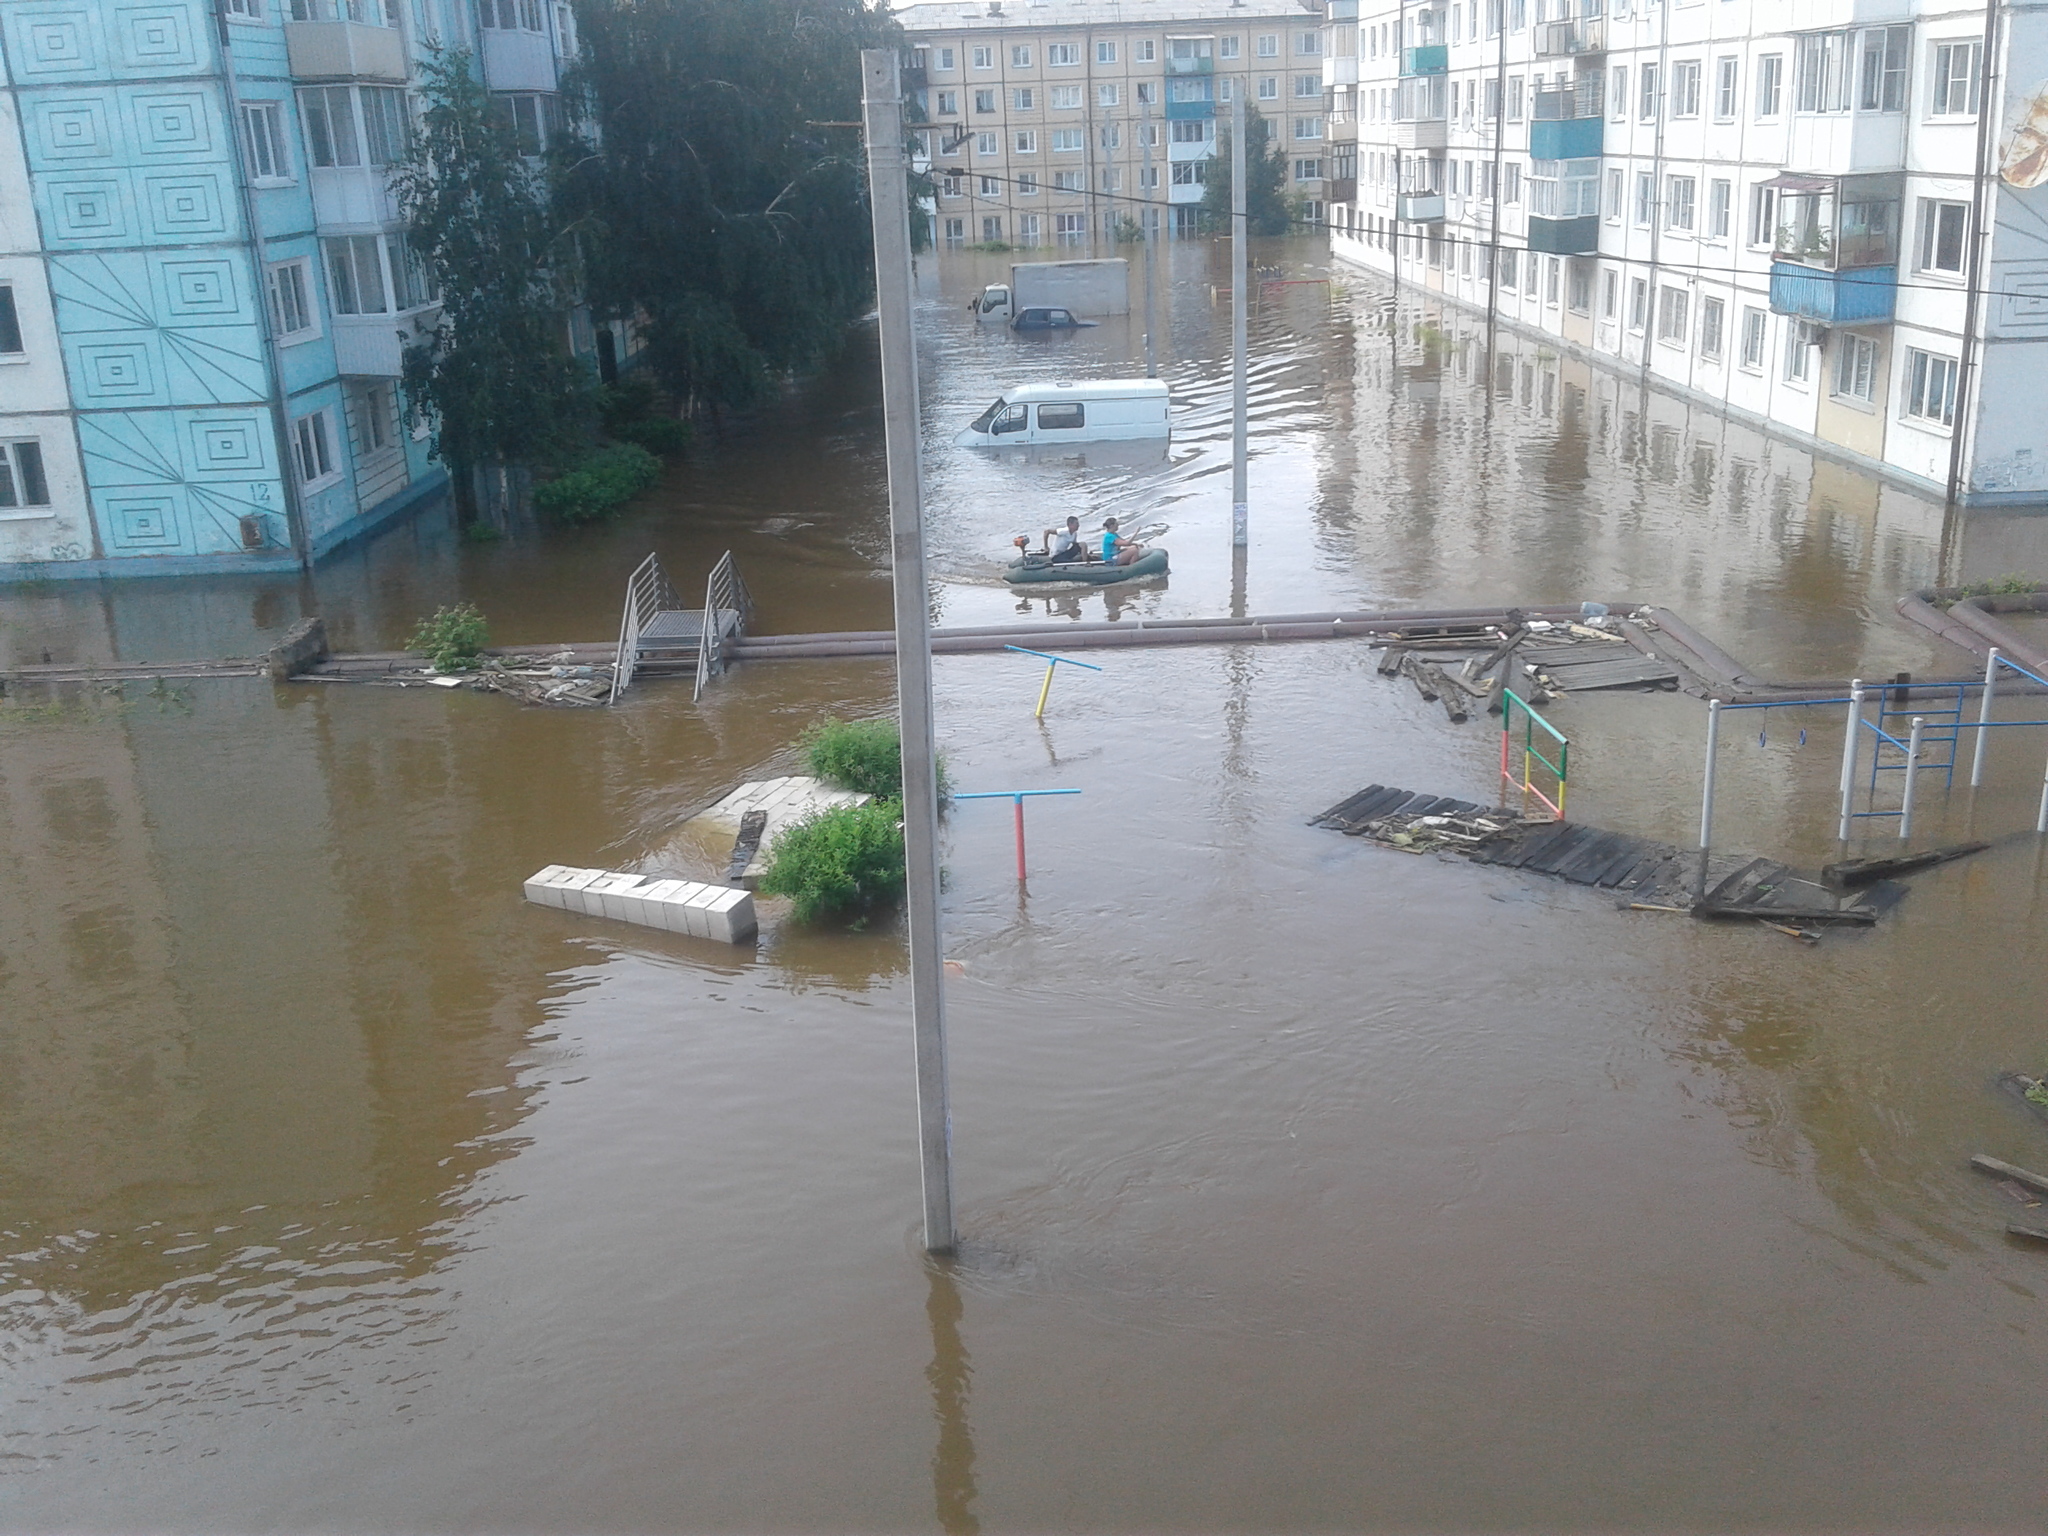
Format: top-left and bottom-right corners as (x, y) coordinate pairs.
(588, 873), (647, 923)
(704, 886), (757, 943)
(523, 865), (577, 906)
(522, 866), (755, 943)
(638, 880), (694, 933)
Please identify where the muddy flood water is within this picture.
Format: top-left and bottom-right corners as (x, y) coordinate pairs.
(8, 241), (2048, 1532)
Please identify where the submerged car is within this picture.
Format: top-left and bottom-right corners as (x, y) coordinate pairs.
(1010, 307), (1097, 331)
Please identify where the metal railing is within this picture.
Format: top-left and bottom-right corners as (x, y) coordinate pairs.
(1533, 79), (1604, 120)
(693, 550), (753, 701)
(1501, 687), (1570, 820)
(609, 552), (683, 705)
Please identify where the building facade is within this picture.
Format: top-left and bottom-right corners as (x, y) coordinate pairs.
(898, 0), (1330, 248)
(0, 0), (577, 580)
(1325, 0), (2048, 505)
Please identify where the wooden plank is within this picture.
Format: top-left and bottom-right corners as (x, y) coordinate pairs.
(1525, 825), (1599, 875)
(1971, 1154), (2048, 1196)
(1313, 785), (1387, 827)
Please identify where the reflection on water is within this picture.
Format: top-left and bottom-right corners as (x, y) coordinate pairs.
(5, 240), (2048, 1531)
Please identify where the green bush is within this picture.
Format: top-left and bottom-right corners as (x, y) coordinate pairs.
(610, 416), (693, 456)
(758, 800), (907, 923)
(534, 443), (662, 524)
(804, 716), (905, 799)
(408, 602), (489, 670)
(598, 373), (661, 431)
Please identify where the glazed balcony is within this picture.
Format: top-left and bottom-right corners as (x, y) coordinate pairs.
(1401, 45), (1447, 75)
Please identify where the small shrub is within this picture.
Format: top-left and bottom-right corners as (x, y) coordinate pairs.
(758, 800), (907, 923)
(805, 716), (905, 799)
(599, 373), (661, 431)
(610, 416), (692, 456)
(534, 443), (662, 525)
(1995, 573), (2040, 595)
(409, 602), (489, 670)
(462, 521), (503, 544)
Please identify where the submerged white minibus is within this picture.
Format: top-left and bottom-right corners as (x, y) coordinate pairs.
(954, 379), (1172, 447)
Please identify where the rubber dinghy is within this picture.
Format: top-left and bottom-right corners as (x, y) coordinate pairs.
(1003, 548), (1169, 586)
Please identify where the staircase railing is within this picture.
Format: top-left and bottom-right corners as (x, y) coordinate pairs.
(610, 553), (684, 705)
(693, 551), (754, 701)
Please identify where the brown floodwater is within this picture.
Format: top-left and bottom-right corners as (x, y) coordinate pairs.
(7, 240), (2048, 1533)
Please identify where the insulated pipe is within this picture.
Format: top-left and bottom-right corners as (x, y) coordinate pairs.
(2039, 740), (2048, 835)
(1971, 647), (2000, 788)
(1900, 716), (1926, 841)
(1838, 680), (1865, 843)
(1699, 699), (1721, 853)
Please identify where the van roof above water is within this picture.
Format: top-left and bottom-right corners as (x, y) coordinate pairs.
(993, 379), (1170, 405)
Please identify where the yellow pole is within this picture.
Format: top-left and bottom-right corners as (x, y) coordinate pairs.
(1035, 661), (1056, 719)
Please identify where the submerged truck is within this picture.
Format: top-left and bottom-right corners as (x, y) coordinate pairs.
(972, 258), (1131, 322)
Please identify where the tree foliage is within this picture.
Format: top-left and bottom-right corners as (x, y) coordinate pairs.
(1198, 105), (1295, 238)
(559, 0), (899, 411)
(392, 50), (593, 501)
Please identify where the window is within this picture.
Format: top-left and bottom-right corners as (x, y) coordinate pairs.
(1258, 76), (1279, 101)
(1600, 268), (1619, 319)
(940, 173), (961, 197)
(1010, 45), (1031, 68)
(1296, 73), (1320, 98)
(492, 92), (554, 157)
(1051, 127), (1082, 151)
(225, 0), (262, 17)
(1297, 30), (1320, 56)
(1657, 285), (1689, 342)
(1171, 119), (1211, 143)
(974, 131), (997, 156)
(1099, 84), (1119, 108)
(1604, 166), (1622, 221)
(1503, 162), (1521, 203)
(1135, 39), (1155, 62)
(1013, 130), (1036, 154)
(1257, 33), (1278, 57)
(1740, 307), (1767, 369)
(1785, 321), (1814, 382)
(1136, 82), (1156, 105)
(1100, 168), (1121, 192)
(973, 89), (995, 114)
(478, 0), (542, 29)
(292, 410), (336, 487)
(981, 215), (1002, 241)
(1796, 31), (1853, 113)
(354, 382), (395, 455)
(1171, 161), (1205, 185)
(1508, 76), (1523, 120)
(1052, 170), (1083, 190)
(387, 232), (434, 309)
(1860, 26), (1909, 112)
(1672, 60), (1701, 117)
(944, 218), (965, 248)
(265, 258), (315, 339)
(299, 86), (360, 167)
(1046, 42), (1078, 66)
(1016, 172), (1038, 195)
(361, 86), (408, 165)
(1138, 120), (1159, 146)
(1638, 63), (1658, 121)
(972, 45), (993, 69)
(1666, 174), (1695, 231)
(1699, 295), (1725, 360)
(0, 286), (21, 355)
(1294, 116), (1323, 140)
(1500, 249), (1518, 290)
(1054, 214), (1085, 246)
(1012, 88), (1034, 111)
(1096, 41), (1117, 64)
(1017, 213), (1040, 244)
(1610, 65), (1628, 121)
(291, 0), (400, 21)
(1139, 165), (1158, 189)
(1715, 57), (1738, 120)
(936, 91), (958, 115)
(1634, 170), (1654, 227)
(978, 174), (998, 196)
(1294, 158), (1323, 181)
(0, 442), (51, 511)
(1749, 183), (1777, 247)
(1833, 332), (1879, 401)
(1628, 276), (1648, 331)
(240, 101), (289, 181)
(1707, 179), (1731, 239)
(1904, 348), (1959, 426)
(1918, 200), (1968, 274)
(1755, 54), (1783, 118)
(1567, 261), (1591, 314)
(936, 47), (955, 71)
(323, 234), (387, 314)
(1531, 158), (1598, 217)
(1932, 42), (1982, 116)
(1220, 36), (1239, 60)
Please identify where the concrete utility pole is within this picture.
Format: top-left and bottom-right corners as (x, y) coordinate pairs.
(1142, 98), (1159, 378)
(860, 48), (954, 1256)
(1231, 90), (1248, 551)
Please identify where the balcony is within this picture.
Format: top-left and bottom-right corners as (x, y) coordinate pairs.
(479, 28), (556, 91)
(1529, 115), (1601, 160)
(308, 165), (398, 226)
(1769, 264), (1897, 324)
(1528, 216), (1598, 254)
(330, 308), (436, 377)
(1328, 176), (1357, 203)
(1327, 0), (1358, 17)
(1165, 98), (1215, 121)
(1396, 192), (1444, 223)
(1392, 117), (1447, 151)
(285, 19), (406, 81)
(1534, 19), (1604, 56)
(902, 64), (927, 88)
(1400, 46), (1447, 76)
(1323, 55), (1358, 87)
(1166, 55), (1214, 75)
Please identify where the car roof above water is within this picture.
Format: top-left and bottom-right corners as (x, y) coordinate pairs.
(996, 379), (1169, 404)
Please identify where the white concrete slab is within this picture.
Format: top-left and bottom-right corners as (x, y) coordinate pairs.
(680, 776), (873, 888)
(523, 866), (758, 945)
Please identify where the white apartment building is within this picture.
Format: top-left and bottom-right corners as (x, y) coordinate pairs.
(1325, 0), (2048, 506)
(897, 0), (1331, 247)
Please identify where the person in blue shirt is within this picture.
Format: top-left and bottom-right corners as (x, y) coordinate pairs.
(1101, 516), (1141, 566)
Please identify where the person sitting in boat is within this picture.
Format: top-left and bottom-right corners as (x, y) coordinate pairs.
(1101, 516), (1143, 567)
(1040, 516), (1085, 563)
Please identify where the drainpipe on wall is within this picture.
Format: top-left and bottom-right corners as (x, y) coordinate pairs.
(1946, 0), (2005, 509)
(213, 0), (313, 570)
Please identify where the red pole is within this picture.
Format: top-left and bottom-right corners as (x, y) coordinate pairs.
(1014, 795), (1027, 882)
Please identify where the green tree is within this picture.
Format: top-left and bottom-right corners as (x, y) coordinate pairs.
(558, 0), (900, 413)
(392, 50), (594, 521)
(1198, 104), (1295, 238)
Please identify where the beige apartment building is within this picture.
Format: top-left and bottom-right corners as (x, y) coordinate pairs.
(898, 0), (1331, 247)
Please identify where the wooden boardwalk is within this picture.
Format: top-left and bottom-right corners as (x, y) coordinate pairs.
(1312, 784), (1908, 927)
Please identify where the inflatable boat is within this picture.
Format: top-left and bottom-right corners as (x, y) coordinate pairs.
(1003, 548), (1169, 586)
